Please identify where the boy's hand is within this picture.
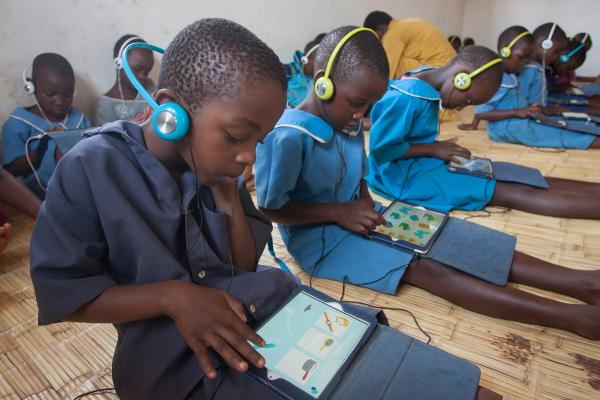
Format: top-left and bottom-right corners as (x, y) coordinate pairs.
(166, 282), (266, 379)
(431, 137), (471, 162)
(0, 223), (12, 253)
(333, 198), (386, 235)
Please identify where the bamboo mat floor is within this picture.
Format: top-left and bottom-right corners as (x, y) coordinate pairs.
(1, 110), (600, 399)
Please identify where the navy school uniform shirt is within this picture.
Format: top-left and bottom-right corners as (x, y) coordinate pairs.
(29, 121), (297, 399)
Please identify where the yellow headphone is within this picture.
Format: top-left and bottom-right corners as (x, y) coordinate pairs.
(500, 31), (532, 58)
(453, 58), (503, 91)
(314, 27), (378, 101)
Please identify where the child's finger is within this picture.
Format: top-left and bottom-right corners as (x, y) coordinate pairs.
(223, 292), (247, 322)
(232, 317), (265, 349)
(206, 333), (249, 372)
(221, 327), (265, 369)
(443, 137), (458, 143)
(189, 341), (218, 379)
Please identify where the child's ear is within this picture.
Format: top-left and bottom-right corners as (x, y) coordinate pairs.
(154, 88), (190, 111)
(313, 69), (326, 80)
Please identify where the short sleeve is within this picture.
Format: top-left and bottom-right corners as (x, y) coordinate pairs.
(30, 150), (115, 325)
(2, 117), (35, 166)
(255, 128), (304, 210)
(369, 92), (416, 164)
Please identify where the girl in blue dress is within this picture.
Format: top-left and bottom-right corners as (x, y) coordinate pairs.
(256, 27), (600, 340)
(476, 24), (600, 149)
(368, 35), (600, 219)
(2, 53), (91, 197)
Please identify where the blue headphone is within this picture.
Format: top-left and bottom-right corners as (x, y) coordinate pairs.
(559, 33), (589, 63)
(121, 42), (190, 141)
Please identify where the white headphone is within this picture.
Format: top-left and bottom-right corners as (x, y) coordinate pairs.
(301, 44), (320, 65)
(114, 36), (143, 69)
(22, 64), (35, 95)
(541, 23), (557, 50)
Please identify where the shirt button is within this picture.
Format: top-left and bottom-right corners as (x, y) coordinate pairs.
(197, 270), (206, 279)
(249, 304), (256, 314)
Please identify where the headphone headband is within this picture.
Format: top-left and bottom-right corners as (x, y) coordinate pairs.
(453, 58), (502, 91)
(301, 44), (320, 65)
(115, 36), (143, 69)
(323, 27), (377, 80)
(122, 42), (189, 141)
(314, 27), (378, 101)
(541, 23), (557, 50)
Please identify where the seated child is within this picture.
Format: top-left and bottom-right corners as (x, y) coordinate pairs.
(284, 33), (325, 107)
(30, 19), (495, 400)
(548, 35), (591, 93)
(468, 25), (600, 149)
(95, 34), (156, 125)
(2, 53), (91, 198)
(256, 27), (600, 341)
(367, 38), (600, 219)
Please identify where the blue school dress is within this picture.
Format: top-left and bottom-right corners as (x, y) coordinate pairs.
(366, 75), (495, 212)
(2, 106), (90, 192)
(477, 72), (596, 149)
(255, 109), (413, 295)
(283, 51), (313, 107)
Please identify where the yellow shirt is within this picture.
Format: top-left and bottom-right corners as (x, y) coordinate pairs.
(382, 18), (457, 79)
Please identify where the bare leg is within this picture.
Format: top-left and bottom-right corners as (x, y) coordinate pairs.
(490, 181), (600, 219)
(401, 258), (600, 339)
(589, 137), (600, 148)
(545, 177), (600, 196)
(509, 252), (600, 305)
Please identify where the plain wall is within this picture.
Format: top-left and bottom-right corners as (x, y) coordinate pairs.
(462, 0), (600, 76)
(0, 0), (465, 125)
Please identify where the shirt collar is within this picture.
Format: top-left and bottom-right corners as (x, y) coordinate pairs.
(273, 108), (334, 143)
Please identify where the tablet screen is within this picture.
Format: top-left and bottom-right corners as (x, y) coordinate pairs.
(449, 157), (493, 175)
(253, 291), (370, 398)
(373, 201), (446, 247)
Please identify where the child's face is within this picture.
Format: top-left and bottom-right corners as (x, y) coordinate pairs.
(553, 52), (584, 75)
(34, 69), (75, 119)
(503, 42), (534, 74)
(183, 82), (286, 187)
(320, 67), (388, 131)
(120, 49), (154, 89)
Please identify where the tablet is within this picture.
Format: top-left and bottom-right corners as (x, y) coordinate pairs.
(370, 200), (448, 254)
(448, 156), (494, 178)
(248, 286), (376, 399)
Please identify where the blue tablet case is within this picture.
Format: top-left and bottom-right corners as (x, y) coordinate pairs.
(329, 325), (480, 400)
(492, 162), (549, 189)
(424, 217), (516, 286)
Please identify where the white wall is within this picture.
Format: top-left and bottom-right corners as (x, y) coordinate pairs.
(0, 0), (465, 125)
(462, 0), (600, 76)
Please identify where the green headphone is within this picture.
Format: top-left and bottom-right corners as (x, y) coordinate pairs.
(500, 31), (532, 58)
(453, 58), (503, 91)
(314, 27), (378, 101)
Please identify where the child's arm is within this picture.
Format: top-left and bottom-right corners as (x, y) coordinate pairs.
(211, 182), (258, 272)
(0, 223), (12, 253)
(476, 103), (542, 122)
(401, 137), (471, 162)
(66, 280), (266, 380)
(458, 116), (481, 131)
(261, 196), (385, 236)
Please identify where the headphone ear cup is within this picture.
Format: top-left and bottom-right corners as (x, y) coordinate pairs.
(559, 54), (569, 63)
(314, 77), (334, 101)
(24, 78), (35, 95)
(453, 72), (471, 91)
(500, 47), (511, 58)
(152, 102), (190, 141)
(114, 57), (123, 70)
(541, 39), (553, 50)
